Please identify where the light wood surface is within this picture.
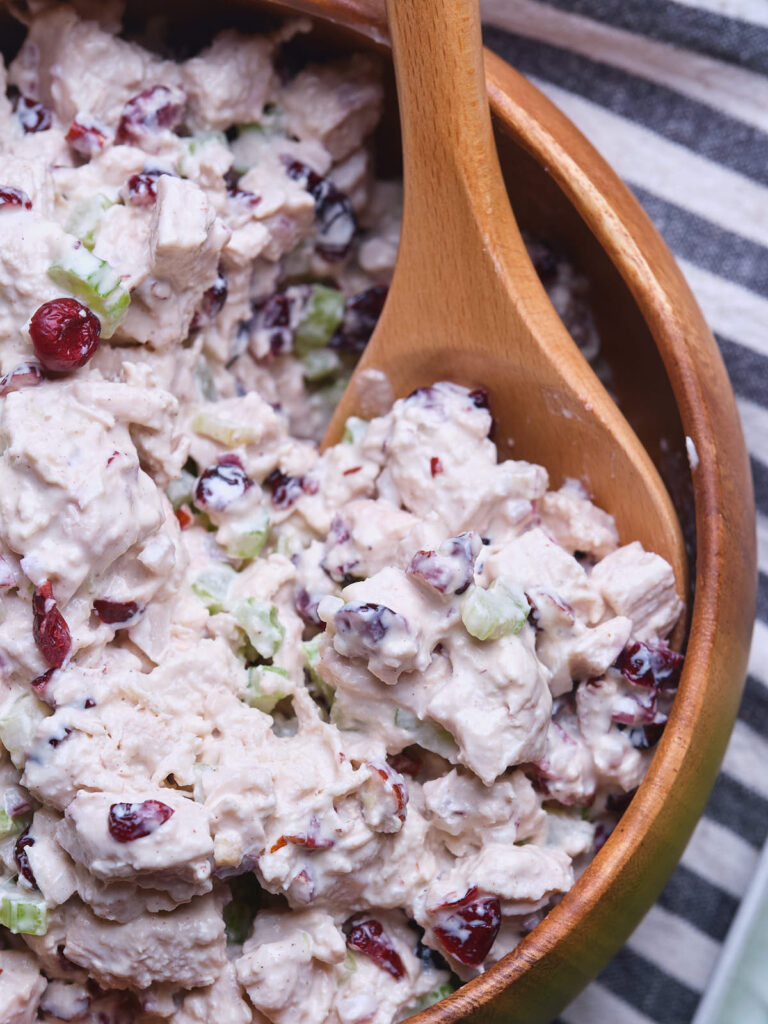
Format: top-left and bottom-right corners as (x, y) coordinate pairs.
(322, 0), (688, 606)
(0, 1), (756, 1021)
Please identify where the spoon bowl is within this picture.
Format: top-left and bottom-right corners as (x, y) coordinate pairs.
(323, 0), (688, 600)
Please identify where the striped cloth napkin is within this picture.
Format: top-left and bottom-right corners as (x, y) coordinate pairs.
(478, 2), (768, 1022)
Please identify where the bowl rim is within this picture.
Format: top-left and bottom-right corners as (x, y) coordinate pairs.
(0, 2), (756, 1019)
(269, 5), (756, 1019)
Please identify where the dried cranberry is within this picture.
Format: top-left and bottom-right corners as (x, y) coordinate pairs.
(284, 159), (356, 261)
(116, 85), (185, 144)
(93, 600), (143, 626)
(429, 887), (501, 966)
(13, 94), (52, 133)
(369, 762), (408, 823)
(32, 582), (71, 669)
(108, 800), (174, 842)
(335, 602), (404, 648)
(430, 456), (443, 477)
(65, 117), (107, 159)
(295, 587), (322, 627)
(0, 186), (32, 211)
(29, 298), (100, 373)
(31, 667), (55, 693)
(49, 727), (72, 749)
(0, 362), (43, 396)
(256, 293), (294, 355)
(331, 285), (387, 352)
(195, 270), (228, 327)
(468, 388), (490, 409)
(175, 506), (193, 530)
(615, 641), (683, 691)
(195, 461), (253, 511)
(15, 829), (37, 887)
(264, 468), (313, 510)
(616, 721), (665, 749)
(126, 169), (170, 208)
(408, 533), (479, 596)
(227, 185), (261, 207)
(345, 918), (405, 979)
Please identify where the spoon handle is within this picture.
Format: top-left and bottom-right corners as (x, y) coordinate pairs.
(386, 0), (526, 274)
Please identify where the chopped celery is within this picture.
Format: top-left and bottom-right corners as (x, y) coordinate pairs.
(191, 565), (237, 613)
(48, 245), (130, 339)
(301, 348), (341, 382)
(461, 579), (530, 641)
(394, 708), (457, 760)
(246, 665), (289, 713)
(65, 193), (114, 250)
(220, 507), (270, 560)
(302, 638), (335, 706)
(294, 285), (345, 356)
(166, 469), (197, 510)
(233, 599), (285, 660)
(342, 416), (368, 444)
(192, 412), (257, 447)
(0, 809), (30, 841)
(408, 982), (457, 1014)
(0, 884), (47, 935)
(0, 693), (52, 769)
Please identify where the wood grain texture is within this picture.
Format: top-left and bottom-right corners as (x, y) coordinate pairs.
(322, 0), (688, 611)
(0, 1), (755, 1020)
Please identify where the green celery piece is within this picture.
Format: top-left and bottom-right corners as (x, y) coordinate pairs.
(342, 416), (368, 444)
(301, 348), (341, 382)
(246, 665), (289, 713)
(294, 285), (345, 356)
(192, 412), (257, 447)
(302, 638), (335, 706)
(65, 193), (114, 250)
(0, 809), (30, 841)
(48, 245), (130, 339)
(222, 508), (270, 560)
(394, 708), (457, 760)
(166, 469), (197, 510)
(191, 565), (237, 614)
(0, 886), (47, 935)
(461, 579), (530, 641)
(233, 599), (285, 660)
(409, 982), (457, 1014)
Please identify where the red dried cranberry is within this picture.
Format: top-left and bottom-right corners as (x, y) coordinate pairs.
(65, 117), (107, 159)
(615, 641), (683, 691)
(0, 186), (32, 211)
(345, 918), (405, 979)
(256, 292), (295, 355)
(369, 762), (408, 823)
(175, 506), (193, 530)
(194, 270), (228, 327)
(335, 602), (404, 649)
(0, 362), (43, 396)
(294, 587), (322, 627)
(227, 185), (261, 207)
(93, 600), (143, 626)
(108, 800), (174, 842)
(15, 829), (37, 887)
(264, 468), (307, 510)
(32, 582), (71, 669)
(430, 456), (443, 477)
(13, 94), (52, 133)
(331, 285), (387, 353)
(116, 85), (185, 144)
(468, 387), (490, 409)
(407, 533), (479, 596)
(284, 159), (356, 261)
(429, 887), (501, 966)
(29, 298), (100, 373)
(195, 461), (253, 511)
(31, 667), (55, 693)
(126, 169), (170, 208)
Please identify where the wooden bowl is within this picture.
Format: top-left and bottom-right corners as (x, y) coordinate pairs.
(0, 2), (756, 1021)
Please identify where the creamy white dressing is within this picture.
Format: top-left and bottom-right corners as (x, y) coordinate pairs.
(0, 7), (683, 1022)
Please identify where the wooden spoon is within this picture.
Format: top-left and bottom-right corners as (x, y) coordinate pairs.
(323, 0), (687, 593)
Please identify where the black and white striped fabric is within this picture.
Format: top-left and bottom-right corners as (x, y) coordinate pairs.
(479, 2), (768, 1022)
